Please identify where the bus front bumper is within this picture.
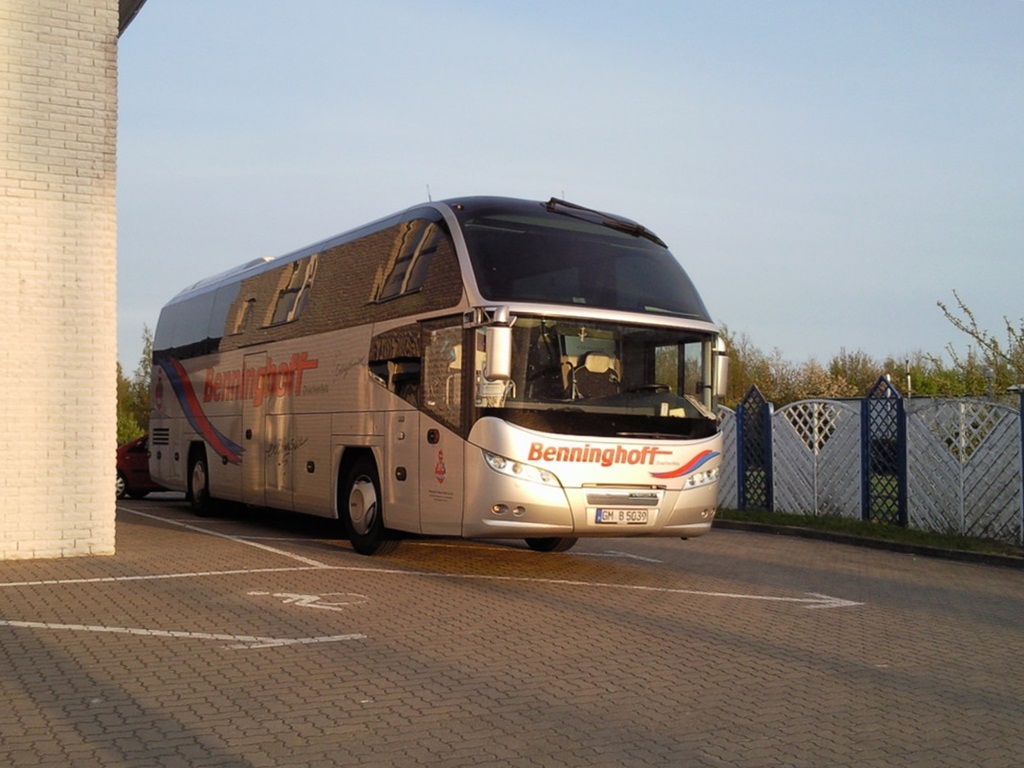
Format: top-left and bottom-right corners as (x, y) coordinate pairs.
(462, 472), (718, 540)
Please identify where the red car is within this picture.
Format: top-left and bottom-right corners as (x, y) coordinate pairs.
(116, 435), (165, 499)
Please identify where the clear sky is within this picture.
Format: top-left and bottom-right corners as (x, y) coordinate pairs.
(116, 0), (1023, 374)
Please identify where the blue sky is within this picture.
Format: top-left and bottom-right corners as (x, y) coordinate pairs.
(117, 1), (1023, 375)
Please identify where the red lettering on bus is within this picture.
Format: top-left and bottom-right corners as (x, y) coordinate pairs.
(526, 441), (669, 467)
(202, 352), (319, 406)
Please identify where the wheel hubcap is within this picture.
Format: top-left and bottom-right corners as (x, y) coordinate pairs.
(348, 475), (377, 536)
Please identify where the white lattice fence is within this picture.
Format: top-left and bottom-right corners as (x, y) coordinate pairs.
(773, 400), (862, 518)
(718, 394), (1022, 545)
(907, 399), (1022, 543)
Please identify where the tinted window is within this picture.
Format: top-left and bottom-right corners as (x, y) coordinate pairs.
(377, 221), (443, 301)
(459, 205), (710, 322)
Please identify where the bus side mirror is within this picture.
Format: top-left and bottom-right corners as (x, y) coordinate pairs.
(713, 337), (729, 399)
(484, 325), (512, 381)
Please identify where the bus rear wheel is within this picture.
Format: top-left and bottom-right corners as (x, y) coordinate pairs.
(341, 455), (399, 556)
(525, 537), (578, 553)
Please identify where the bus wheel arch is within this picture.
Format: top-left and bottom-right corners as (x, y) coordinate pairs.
(338, 449), (399, 556)
(187, 443), (214, 516)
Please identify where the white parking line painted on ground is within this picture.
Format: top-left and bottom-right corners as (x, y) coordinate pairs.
(579, 550), (664, 563)
(120, 507), (333, 567)
(0, 619), (366, 649)
(48, 506), (861, 611)
(0, 566), (329, 589)
(228, 562), (863, 610)
(1, 561), (862, 609)
(1, 507), (857, 656)
(366, 569), (864, 609)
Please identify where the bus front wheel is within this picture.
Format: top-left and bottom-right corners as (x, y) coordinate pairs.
(341, 455), (399, 556)
(525, 537), (578, 553)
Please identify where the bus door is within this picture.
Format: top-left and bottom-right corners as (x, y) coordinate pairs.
(387, 414), (463, 538)
(416, 322), (466, 536)
(241, 352), (266, 507)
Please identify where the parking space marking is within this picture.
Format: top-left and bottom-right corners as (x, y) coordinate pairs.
(384, 570), (864, 609)
(121, 507), (333, 566)
(242, 563), (863, 609)
(6, 508), (861, 614)
(120, 506), (868, 609)
(2, 508), (861, 658)
(579, 550), (664, 563)
(0, 619), (366, 650)
(2, 560), (862, 609)
(0, 566), (329, 590)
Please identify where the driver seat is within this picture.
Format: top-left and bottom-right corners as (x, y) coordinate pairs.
(572, 353), (620, 399)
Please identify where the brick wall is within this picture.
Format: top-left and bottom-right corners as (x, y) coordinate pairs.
(0, 0), (119, 558)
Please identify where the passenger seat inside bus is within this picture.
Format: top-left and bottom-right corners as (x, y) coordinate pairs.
(571, 352), (620, 399)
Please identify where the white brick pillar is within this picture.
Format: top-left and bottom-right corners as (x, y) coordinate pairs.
(0, 0), (119, 558)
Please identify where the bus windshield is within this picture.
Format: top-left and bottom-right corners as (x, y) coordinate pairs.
(472, 316), (719, 440)
(457, 201), (711, 322)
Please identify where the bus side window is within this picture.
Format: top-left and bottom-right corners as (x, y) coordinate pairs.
(368, 359), (420, 405)
(268, 254), (318, 326)
(231, 298), (256, 335)
(421, 322), (463, 433)
(376, 221), (441, 302)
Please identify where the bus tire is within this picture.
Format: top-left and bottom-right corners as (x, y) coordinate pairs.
(525, 536), (578, 553)
(188, 445), (214, 517)
(340, 455), (399, 556)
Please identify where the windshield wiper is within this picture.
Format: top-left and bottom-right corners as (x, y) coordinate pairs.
(616, 431), (688, 440)
(545, 198), (667, 248)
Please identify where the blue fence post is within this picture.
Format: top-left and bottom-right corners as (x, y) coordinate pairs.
(736, 395), (746, 509)
(737, 386), (773, 511)
(862, 376), (907, 526)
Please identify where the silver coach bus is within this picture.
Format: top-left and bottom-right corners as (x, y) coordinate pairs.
(150, 197), (728, 555)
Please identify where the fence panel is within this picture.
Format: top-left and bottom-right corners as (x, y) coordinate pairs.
(717, 406), (738, 509)
(773, 400), (861, 518)
(907, 399), (1022, 543)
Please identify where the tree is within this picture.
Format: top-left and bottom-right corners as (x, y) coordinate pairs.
(793, 359), (858, 401)
(719, 327), (761, 406)
(719, 329), (796, 406)
(719, 289), (1024, 407)
(828, 348), (883, 394)
(721, 330), (862, 407)
(127, 325), (154, 432)
(938, 291), (1024, 395)
(115, 326), (153, 445)
(116, 362), (143, 444)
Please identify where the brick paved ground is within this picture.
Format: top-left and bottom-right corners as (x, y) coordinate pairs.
(1, 496), (1021, 767)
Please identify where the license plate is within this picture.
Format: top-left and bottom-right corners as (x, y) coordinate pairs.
(595, 508), (649, 525)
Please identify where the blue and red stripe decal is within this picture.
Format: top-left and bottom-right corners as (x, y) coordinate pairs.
(158, 359), (244, 465)
(650, 449), (719, 479)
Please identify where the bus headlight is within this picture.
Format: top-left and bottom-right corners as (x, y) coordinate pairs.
(684, 467), (720, 489)
(483, 451), (561, 487)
